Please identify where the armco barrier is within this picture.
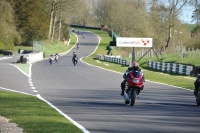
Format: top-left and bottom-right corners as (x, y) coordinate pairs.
(148, 60), (193, 76)
(97, 54), (130, 66)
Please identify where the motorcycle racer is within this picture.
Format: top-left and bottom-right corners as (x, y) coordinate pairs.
(55, 53), (59, 62)
(120, 61), (145, 96)
(72, 52), (78, 63)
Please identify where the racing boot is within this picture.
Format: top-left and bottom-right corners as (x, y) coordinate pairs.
(120, 82), (126, 96)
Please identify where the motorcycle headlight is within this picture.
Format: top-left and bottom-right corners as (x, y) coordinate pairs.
(133, 79), (140, 83)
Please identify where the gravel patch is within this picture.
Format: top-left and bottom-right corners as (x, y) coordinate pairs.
(0, 116), (24, 133)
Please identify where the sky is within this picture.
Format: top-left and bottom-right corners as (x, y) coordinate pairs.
(180, 5), (195, 24)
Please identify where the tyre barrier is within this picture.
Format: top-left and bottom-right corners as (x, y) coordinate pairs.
(148, 60), (193, 76)
(3, 50), (13, 56)
(97, 54), (130, 66)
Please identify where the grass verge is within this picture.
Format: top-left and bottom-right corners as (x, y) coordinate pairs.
(14, 32), (77, 58)
(0, 91), (82, 133)
(12, 63), (30, 76)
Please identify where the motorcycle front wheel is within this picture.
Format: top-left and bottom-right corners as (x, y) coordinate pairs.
(130, 90), (137, 106)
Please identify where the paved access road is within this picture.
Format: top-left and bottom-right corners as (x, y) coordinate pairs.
(1, 31), (200, 133)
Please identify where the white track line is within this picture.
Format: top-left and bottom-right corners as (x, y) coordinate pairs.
(104, 63), (109, 66)
(0, 87), (35, 96)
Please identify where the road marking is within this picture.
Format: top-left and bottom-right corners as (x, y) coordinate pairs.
(184, 77), (195, 80)
(0, 86), (35, 96)
(104, 63), (109, 66)
(33, 90), (38, 92)
(28, 80), (33, 85)
(31, 87), (35, 89)
(96, 60), (101, 63)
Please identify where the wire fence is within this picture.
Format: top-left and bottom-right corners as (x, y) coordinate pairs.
(32, 41), (44, 53)
(132, 46), (200, 58)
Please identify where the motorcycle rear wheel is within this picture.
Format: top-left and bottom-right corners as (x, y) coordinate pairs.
(73, 60), (77, 66)
(130, 90), (137, 106)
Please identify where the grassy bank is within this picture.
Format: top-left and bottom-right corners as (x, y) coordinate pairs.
(14, 32), (77, 58)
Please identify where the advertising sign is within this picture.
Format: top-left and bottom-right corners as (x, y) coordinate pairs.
(116, 37), (153, 47)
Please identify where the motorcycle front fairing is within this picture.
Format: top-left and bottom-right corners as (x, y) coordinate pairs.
(127, 70), (143, 88)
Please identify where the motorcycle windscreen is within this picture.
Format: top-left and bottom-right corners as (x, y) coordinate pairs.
(131, 71), (142, 78)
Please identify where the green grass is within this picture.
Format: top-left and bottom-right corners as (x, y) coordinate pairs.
(13, 63), (30, 75)
(43, 32), (77, 57)
(0, 91), (82, 133)
(14, 32), (77, 58)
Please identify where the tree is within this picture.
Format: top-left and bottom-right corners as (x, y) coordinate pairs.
(48, 0), (79, 43)
(10, 0), (50, 46)
(147, 0), (190, 53)
(0, 0), (21, 49)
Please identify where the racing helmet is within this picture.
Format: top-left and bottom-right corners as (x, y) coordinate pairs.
(132, 61), (139, 70)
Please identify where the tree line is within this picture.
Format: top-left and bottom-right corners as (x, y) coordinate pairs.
(0, 0), (81, 50)
(86, 0), (200, 54)
(0, 0), (200, 54)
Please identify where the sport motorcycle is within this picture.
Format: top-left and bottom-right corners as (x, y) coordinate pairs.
(72, 57), (78, 66)
(124, 70), (144, 106)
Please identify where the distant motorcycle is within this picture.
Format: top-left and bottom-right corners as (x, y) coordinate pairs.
(49, 57), (54, 65)
(123, 70), (144, 106)
(55, 54), (59, 62)
(77, 44), (79, 49)
(72, 56), (78, 66)
(195, 74), (200, 106)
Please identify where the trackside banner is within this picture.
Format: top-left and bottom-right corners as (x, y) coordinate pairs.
(116, 37), (153, 47)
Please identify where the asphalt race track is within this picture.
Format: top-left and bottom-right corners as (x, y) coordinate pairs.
(1, 31), (200, 133)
